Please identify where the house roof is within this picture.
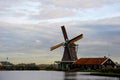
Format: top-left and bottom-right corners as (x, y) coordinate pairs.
(74, 57), (108, 65)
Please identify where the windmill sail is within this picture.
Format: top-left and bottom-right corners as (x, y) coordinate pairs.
(50, 42), (64, 51)
(69, 34), (83, 44)
(61, 26), (68, 41)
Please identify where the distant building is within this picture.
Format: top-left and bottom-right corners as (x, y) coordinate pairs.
(0, 63), (2, 66)
(0, 62), (3, 70)
(74, 57), (116, 70)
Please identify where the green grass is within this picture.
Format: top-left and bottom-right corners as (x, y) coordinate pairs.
(90, 72), (120, 77)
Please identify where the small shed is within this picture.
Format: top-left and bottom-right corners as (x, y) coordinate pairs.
(0, 63), (2, 66)
(74, 57), (116, 70)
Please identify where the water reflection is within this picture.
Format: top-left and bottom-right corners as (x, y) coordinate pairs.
(0, 71), (119, 80)
(63, 72), (120, 80)
(64, 72), (77, 80)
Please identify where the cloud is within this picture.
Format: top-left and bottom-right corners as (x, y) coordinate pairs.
(93, 17), (120, 25)
(0, 22), (62, 54)
(0, 0), (120, 24)
(31, 0), (120, 8)
(0, 0), (120, 64)
(0, 0), (40, 24)
(0, 17), (120, 54)
(30, 6), (75, 20)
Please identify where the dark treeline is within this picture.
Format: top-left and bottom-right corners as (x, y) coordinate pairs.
(0, 61), (57, 70)
(0, 61), (120, 74)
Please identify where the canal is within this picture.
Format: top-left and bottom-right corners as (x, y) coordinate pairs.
(0, 71), (119, 80)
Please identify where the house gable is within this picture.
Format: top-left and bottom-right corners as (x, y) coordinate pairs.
(102, 58), (116, 66)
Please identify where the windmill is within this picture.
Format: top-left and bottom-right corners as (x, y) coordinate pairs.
(50, 26), (83, 70)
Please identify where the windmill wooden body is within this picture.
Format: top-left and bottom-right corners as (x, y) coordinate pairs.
(50, 26), (83, 70)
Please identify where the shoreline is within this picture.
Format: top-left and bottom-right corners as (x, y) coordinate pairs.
(90, 72), (120, 77)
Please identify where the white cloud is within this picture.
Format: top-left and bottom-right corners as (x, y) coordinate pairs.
(0, 0), (120, 24)
(33, 0), (120, 8)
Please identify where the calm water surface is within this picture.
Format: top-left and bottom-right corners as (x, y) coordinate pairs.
(0, 71), (119, 80)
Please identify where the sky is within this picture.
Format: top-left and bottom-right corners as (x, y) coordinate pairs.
(0, 0), (120, 64)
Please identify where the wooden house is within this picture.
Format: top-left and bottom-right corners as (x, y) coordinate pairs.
(74, 57), (116, 70)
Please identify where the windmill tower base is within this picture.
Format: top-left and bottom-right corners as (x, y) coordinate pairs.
(55, 61), (74, 70)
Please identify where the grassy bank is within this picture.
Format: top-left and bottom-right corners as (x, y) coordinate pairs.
(63, 67), (120, 77)
(90, 72), (120, 77)
(88, 68), (120, 77)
